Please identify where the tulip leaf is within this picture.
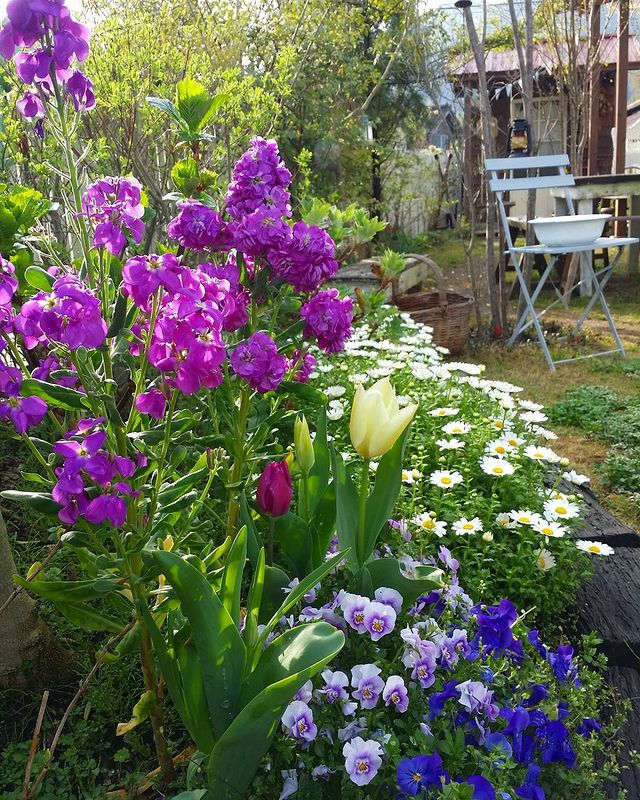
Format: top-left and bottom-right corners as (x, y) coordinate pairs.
(259, 564), (292, 624)
(331, 446), (359, 570)
(152, 550), (246, 737)
(220, 526), (247, 626)
(244, 547), (265, 649)
(13, 575), (122, 603)
(306, 406), (330, 516)
(239, 492), (264, 565)
(176, 642), (216, 754)
(273, 512), (312, 578)
(309, 481), (336, 569)
(363, 426), (411, 560)
(207, 622), (344, 798)
(365, 557), (443, 603)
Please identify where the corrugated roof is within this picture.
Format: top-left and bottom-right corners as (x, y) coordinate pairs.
(452, 35), (640, 76)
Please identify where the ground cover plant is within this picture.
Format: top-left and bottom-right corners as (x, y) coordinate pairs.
(0, 1), (627, 798)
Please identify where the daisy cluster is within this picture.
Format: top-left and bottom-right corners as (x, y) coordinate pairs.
(258, 547), (606, 800)
(309, 310), (608, 623)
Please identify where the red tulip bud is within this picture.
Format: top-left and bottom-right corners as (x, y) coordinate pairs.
(256, 460), (293, 517)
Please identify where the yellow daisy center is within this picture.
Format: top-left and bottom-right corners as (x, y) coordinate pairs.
(422, 519), (436, 529)
(440, 477), (452, 485)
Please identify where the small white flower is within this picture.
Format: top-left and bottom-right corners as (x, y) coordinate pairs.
(452, 517), (483, 535)
(543, 498), (580, 520)
(505, 434), (525, 448)
(447, 361), (485, 375)
(509, 509), (543, 527)
(480, 456), (515, 477)
(442, 420), (472, 436)
(490, 418), (513, 432)
(429, 407), (460, 417)
(523, 445), (561, 463)
(411, 513), (447, 537)
(482, 531), (494, 542)
(485, 439), (516, 457)
(402, 468), (422, 485)
(495, 512), (512, 528)
(562, 470), (590, 486)
(519, 400), (544, 412)
(536, 549), (556, 571)
(533, 426), (558, 441)
(576, 540), (614, 556)
(369, 461), (379, 472)
(327, 400), (344, 421)
(429, 469), (463, 489)
(436, 438), (465, 451)
(533, 519), (566, 538)
(520, 410), (548, 424)
(325, 385), (347, 398)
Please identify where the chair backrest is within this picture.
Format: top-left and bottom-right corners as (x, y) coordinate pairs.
(486, 154), (576, 253)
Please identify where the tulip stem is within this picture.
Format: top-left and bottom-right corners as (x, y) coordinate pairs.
(267, 517), (276, 566)
(356, 458), (370, 565)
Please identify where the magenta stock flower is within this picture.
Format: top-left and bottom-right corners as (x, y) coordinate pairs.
(351, 664), (384, 710)
(269, 222), (339, 292)
(0, 388), (47, 433)
(300, 289), (353, 354)
(230, 331), (287, 393)
(288, 349), (315, 383)
(343, 737), (383, 786)
(233, 205), (291, 257)
(363, 600), (397, 642)
(167, 200), (232, 251)
(65, 70), (95, 111)
(122, 253), (183, 308)
(135, 388), (166, 419)
(15, 274), (107, 350)
(382, 675), (409, 713)
(281, 700), (317, 743)
(0, 257), (19, 306)
(82, 176), (145, 256)
(256, 460), (293, 517)
(16, 89), (45, 119)
(225, 136), (292, 220)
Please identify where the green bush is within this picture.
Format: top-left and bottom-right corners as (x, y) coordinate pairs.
(547, 386), (623, 432)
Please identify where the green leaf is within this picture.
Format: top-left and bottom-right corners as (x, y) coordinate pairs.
(176, 78), (216, 134)
(273, 513), (312, 578)
(277, 381), (328, 406)
(306, 407), (330, 517)
(151, 550), (246, 736)
(220, 526), (247, 626)
(207, 622), (344, 798)
(308, 482), (336, 569)
(176, 643), (216, 754)
(365, 558), (443, 604)
(13, 575), (122, 603)
(56, 601), (124, 632)
(20, 378), (87, 411)
(1, 490), (59, 516)
(259, 564), (291, 624)
(244, 548), (265, 649)
(171, 157), (200, 195)
(239, 492), (263, 565)
(106, 292), (128, 338)
(171, 792), (207, 800)
(331, 447), (359, 570)
(146, 96), (185, 127)
(158, 460), (208, 506)
(363, 426), (411, 561)
(24, 265), (54, 291)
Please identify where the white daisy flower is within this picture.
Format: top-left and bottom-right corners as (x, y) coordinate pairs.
(505, 434), (525, 448)
(350, 373), (368, 384)
(327, 400), (344, 421)
(447, 362), (485, 375)
(562, 470), (590, 486)
(411, 513), (447, 537)
(316, 364), (333, 373)
(452, 516), (483, 535)
(576, 540), (614, 556)
(480, 456), (515, 477)
(436, 438), (465, 451)
(543, 498), (580, 520)
(523, 445), (561, 464)
(490, 418), (513, 432)
(509, 510), (543, 527)
(325, 385), (346, 398)
(402, 468), (422, 485)
(532, 426), (558, 441)
(520, 410), (548, 424)
(519, 400), (544, 412)
(442, 420), (472, 436)
(495, 512), (512, 528)
(429, 407), (460, 418)
(485, 439), (515, 458)
(429, 469), (463, 489)
(536, 549), (556, 571)
(532, 519), (566, 538)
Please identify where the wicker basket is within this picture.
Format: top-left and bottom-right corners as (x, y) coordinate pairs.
(392, 254), (474, 355)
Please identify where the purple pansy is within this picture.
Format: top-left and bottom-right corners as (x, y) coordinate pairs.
(351, 664), (384, 710)
(382, 675), (409, 713)
(363, 600), (396, 642)
(397, 753), (448, 796)
(320, 669), (350, 704)
(281, 700), (317, 743)
(342, 737), (383, 786)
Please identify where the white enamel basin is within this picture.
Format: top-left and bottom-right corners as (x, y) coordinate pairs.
(529, 214), (610, 247)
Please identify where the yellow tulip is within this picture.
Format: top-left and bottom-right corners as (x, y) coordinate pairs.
(350, 378), (418, 460)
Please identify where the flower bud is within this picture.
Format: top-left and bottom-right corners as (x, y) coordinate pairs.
(256, 460), (293, 517)
(350, 377), (418, 460)
(482, 532), (494, 542)
(560, 457), (570, 466)
(294, 415), (315, 475)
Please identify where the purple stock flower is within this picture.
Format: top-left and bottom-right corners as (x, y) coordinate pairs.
(225, 136), (291, 220)
(269, 221), (339, 292)
(230, 331), (287, 393)
(0, 257), (19, 306)
(288, 349), (315, 383)
(65, 70), (95, 111)
(233, 205), (290, 256)
(84, 491), (128, 527)
(351, 664), (384, 710)
(135, 388), (166, 419)
(300, 289), (353, 354)
(54, 430), (113, 485)
(382, 675), (409, 713)
(167, 199), (231, 251)
(122, 253), (183, 308)
(82, 176), (145, 256)
(363, 600), (396, 642)
(16, 89), (45, 118)
(320, 669), (349, 704)
(281, 700), (317, 742)
(342, 737), (383, 786)
(397, 753), (448, 796)
(13, 49), (51, 83)
(0, 382), (47, 433)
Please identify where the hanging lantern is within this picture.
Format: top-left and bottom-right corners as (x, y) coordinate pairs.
(507, 118), (531, 156)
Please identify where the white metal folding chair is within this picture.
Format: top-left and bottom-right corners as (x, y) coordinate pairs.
(487, 154), (637, 371)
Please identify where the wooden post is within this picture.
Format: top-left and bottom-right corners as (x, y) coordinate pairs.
(614, 0), (630, 237)
(587, 1), (602, 174)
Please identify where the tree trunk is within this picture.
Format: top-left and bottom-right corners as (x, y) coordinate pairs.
(0, 511), (71, 689)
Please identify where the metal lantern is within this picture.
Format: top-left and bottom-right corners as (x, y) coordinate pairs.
(507, 118), (532, 156)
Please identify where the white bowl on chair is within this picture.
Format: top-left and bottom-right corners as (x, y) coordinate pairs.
(529, 214), (610, 248)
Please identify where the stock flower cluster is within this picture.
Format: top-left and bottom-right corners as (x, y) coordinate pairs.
(2, 0), (95, 127)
